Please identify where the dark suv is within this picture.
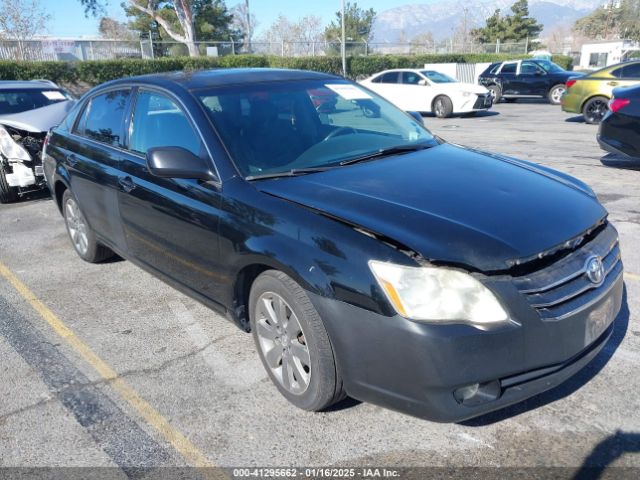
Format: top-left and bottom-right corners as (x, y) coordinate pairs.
(479, 59), (581, 105)
(44, 69), (623, 422)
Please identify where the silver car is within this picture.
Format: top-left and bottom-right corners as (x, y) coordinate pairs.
(0, 80), (75, 203)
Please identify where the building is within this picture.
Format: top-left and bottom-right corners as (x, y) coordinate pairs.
(579, 40), (640, 70)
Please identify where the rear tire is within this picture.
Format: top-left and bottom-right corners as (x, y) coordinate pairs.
(582, 96), (609, 124)
(250, 270), (344, 411)
(487, 85), (502, 103)
(432, 95), (453, 118)
(0, 163), (19, 204)
(62, 189), (114, 263)
(548, 84), (566, 105)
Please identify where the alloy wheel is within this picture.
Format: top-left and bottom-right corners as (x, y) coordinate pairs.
(255, 291), (311, 395)
(585, 99), (608, 123)
(65, 198), (89, 256)
(551, 86), (565, 104)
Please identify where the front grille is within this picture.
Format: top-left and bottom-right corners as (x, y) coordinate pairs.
(512, 223), (622, 320)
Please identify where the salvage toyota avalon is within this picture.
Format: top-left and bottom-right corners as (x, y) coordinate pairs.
(43, 69), (623, 422)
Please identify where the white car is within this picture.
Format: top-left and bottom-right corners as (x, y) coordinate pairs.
(360, 69), (493, 118)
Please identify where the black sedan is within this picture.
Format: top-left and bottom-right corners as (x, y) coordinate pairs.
(479, 59), (580, 105)
(598, 84), (640, 167)
(43, 68), (623, 422)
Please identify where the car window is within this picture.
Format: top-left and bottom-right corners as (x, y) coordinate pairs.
(129, 91), (201, 157)
(76, 89), (130, 147)
(489, 64), (500, 74)
(197, 80), (435, 177)
(379, 72), (399, 84)
(0, 88), (71, 115)
(400, 72), (422, 85)
(620, 63), (640, 79)
(500, 63), (517, 74)
(521, 62), (544, 74)
(420, 71), (457, 83)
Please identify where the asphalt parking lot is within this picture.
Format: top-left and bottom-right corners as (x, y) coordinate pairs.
(1, 100), (639, 476)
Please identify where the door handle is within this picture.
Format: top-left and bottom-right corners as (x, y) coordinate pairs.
(66, 154), (78, 167)
(607, 81), (619, 86)
(118, 176), (136, 193)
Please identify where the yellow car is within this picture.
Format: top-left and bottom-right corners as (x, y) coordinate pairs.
(562, 60), (640, 124)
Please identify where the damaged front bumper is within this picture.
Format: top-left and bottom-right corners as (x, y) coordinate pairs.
(0, 125), (47, 195)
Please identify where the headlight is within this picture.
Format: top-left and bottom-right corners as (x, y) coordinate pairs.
(369, 260), (508, 325)
(0, 125), (31, 162)
(462, 91), (473, 97)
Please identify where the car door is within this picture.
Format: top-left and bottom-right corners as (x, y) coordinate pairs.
(398, 71), (433, 111)
(609, 62), (640, 92)
(367, 71), (402, 106)
(517, 61), (548, 96)
(65, 88), (132, 251)
(497, 62), (518, 95)
(117, 88), (226, 304)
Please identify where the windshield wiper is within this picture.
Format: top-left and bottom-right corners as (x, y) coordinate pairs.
(245, 167), (333, 181)
(339, 143), (433, 166)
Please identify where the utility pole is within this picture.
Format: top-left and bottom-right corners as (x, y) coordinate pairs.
(341, 0), (347, 77)
(245, 0), (252, 53)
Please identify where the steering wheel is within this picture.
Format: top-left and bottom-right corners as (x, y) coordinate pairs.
(323, 126), (357, 142)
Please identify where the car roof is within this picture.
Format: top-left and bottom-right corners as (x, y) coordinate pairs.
(0, 80), (61, 90)
(96, 68), (342, 92)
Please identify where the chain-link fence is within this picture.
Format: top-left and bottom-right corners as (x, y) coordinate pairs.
(0, 38), (529, 61)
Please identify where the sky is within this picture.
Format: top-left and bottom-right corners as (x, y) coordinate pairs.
(47, 0), (432, 38)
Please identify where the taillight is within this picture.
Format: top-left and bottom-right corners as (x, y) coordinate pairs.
(609, 98), (630, 113)
(566, 79), (577, 89)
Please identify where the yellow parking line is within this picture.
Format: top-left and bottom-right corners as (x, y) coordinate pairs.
(625, 272), (640, 282)
(0, 261), (220, 473)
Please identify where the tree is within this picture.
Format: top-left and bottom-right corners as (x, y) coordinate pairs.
(0, 0), (51, 60)
(231, 1), (258, 52)
(99, 16), (136, 39)
(81, 1), (237, 56)
(573, 0), (640, 42)
(260, 14), (323, 56)
(324, 2), (376, 54)
(471, 0), (543, 49)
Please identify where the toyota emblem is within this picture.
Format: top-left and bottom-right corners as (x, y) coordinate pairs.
(585, 256), (605, 285)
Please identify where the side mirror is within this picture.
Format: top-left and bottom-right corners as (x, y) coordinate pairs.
(418, 79), (428, 86)
(146, 146), (214, 180)
(407, 111), (424, 125)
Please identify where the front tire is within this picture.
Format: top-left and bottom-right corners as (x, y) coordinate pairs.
(583, 96), (609, 124)
(62, 190), (114, 263)
(548, 84), (566, 105)
(250, 270), (344, 411)
(433, 95), (453, 118)
(0, 163), (19, 204)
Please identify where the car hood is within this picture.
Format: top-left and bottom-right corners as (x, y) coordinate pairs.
(0, 100), (76, 133)
(257, 143), (607, 272)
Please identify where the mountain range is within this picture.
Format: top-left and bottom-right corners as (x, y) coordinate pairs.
(371, 0), (604, 42)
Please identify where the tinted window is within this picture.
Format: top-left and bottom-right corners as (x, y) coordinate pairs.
(380, 72), (399, 84)
(129, 91), (201, 156)
(500, 63), (517, 74)
(620, 63), (640, 78)
(77, 90), (130, 147)
(401, 72), (422, 85)
(0, 88), (71, 115)
(521, 62), (544, 74)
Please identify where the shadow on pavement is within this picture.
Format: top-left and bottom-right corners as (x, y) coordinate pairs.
(573, 430), (640, 479)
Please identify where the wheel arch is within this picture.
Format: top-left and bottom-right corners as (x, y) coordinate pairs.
(580, 93), (610, 112)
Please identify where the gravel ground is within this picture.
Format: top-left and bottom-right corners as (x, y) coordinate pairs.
(0, 100), (639, 477)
